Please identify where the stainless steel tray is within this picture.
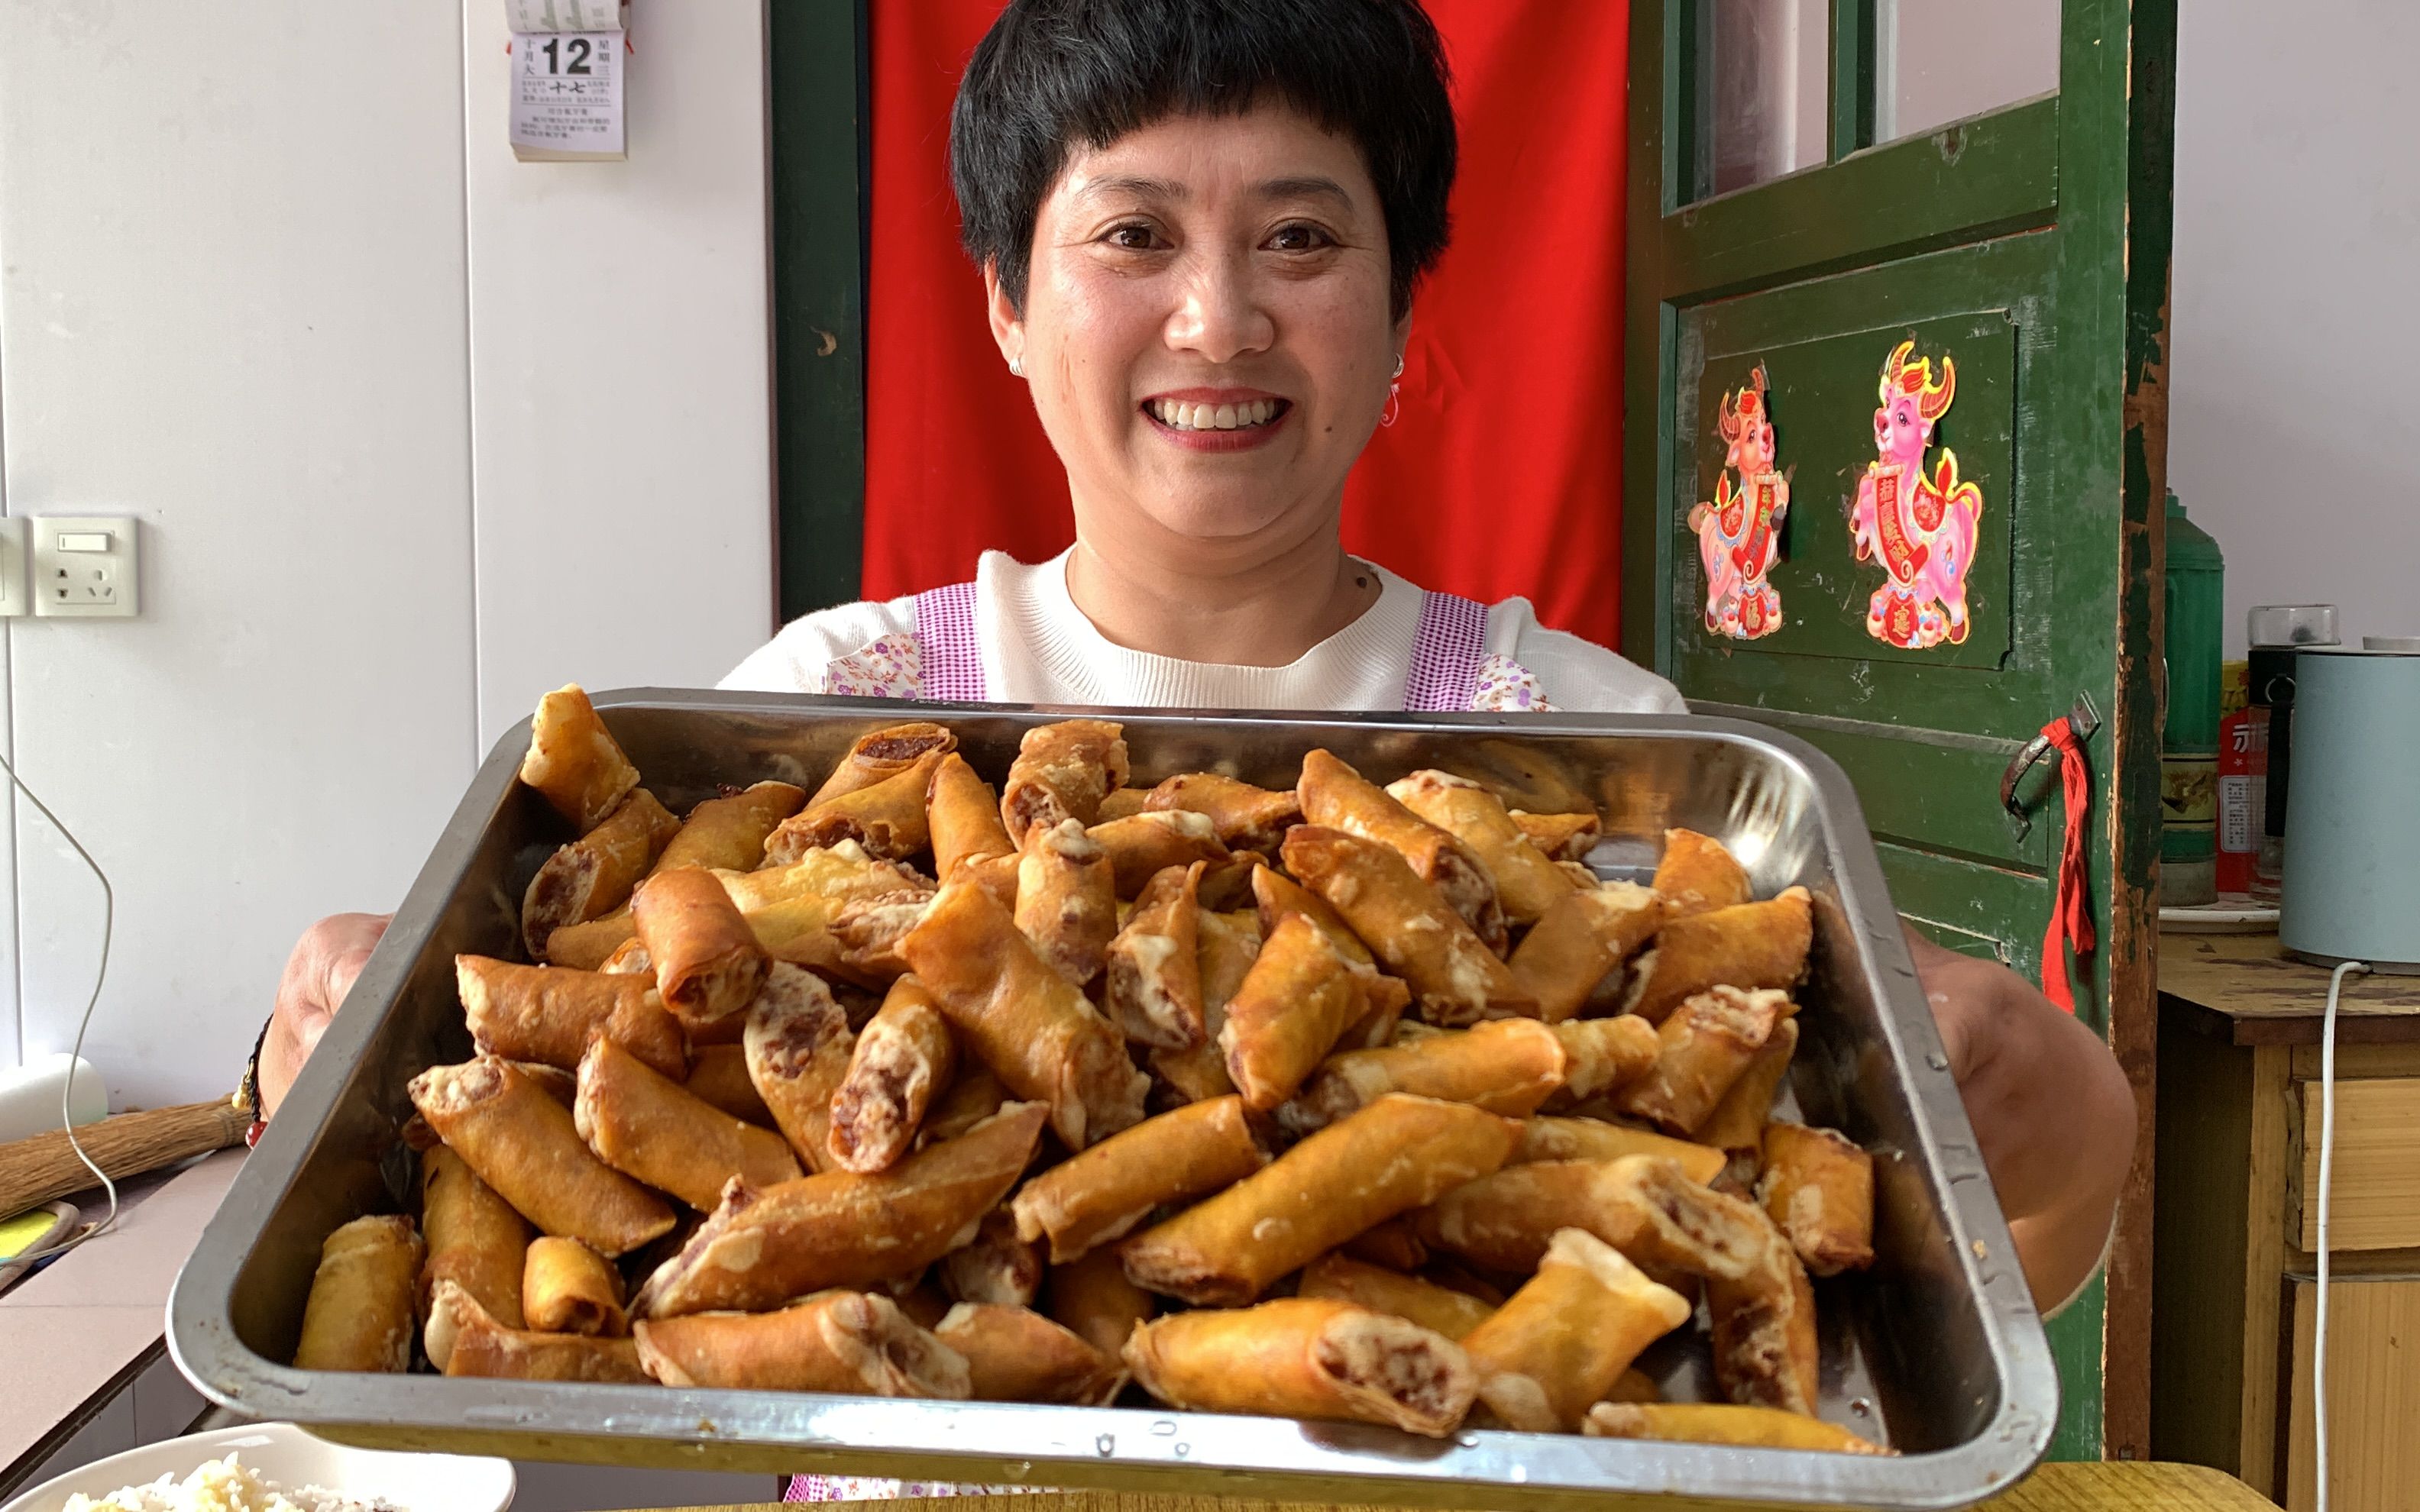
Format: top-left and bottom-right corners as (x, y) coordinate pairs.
(170, 692), (2055, 1510)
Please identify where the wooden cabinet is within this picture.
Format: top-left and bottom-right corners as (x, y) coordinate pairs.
(2151, 932), (2420, 1507)
(2280, 1277), (2420, 1512)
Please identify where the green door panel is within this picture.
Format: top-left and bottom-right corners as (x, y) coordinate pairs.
(1879, 842), (2053, 981)
(1628, 0), (2173, 1462)
(1684, 312), (2017, 668)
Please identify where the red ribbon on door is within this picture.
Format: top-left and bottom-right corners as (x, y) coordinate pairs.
(2037, 714), (2095, 1013)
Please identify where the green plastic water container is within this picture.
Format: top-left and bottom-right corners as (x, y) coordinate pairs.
(2161, 493), (2224, 904)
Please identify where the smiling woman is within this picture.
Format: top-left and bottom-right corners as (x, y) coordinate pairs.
(723, 0), (1681, 719)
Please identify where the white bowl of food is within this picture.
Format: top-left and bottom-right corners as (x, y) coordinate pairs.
(2, 1421), (513, 1512)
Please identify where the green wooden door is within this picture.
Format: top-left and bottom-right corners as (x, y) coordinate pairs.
(1623, 0), (2175, 1462)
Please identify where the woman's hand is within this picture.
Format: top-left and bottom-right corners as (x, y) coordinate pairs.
(1903, 925), (2135, 1312)
(257, 913), (392, 1118)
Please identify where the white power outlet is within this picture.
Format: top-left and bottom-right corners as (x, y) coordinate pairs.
(31, 515), (141, 619)
(0, 518), (25, 617)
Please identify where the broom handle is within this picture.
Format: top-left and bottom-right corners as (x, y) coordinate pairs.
(0, 1098), (247, 1219)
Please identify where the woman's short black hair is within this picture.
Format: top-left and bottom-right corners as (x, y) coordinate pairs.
(951, 0), (1457, 321)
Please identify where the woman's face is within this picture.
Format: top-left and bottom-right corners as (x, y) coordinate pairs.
(990, 103), (1404, 562)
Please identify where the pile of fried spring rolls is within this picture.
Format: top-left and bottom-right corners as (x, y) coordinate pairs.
(290, 686), (1890, 1456)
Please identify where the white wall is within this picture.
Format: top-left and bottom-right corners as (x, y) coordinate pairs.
(0, 0), (774, 1107)
(2168, 0), (2420, 654)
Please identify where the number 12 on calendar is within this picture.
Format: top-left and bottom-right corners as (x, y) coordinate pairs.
(509, 28), (626, 162)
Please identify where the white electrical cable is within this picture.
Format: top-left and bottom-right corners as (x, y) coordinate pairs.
(0, 745), (118, 1265)
(2313, 956), (2370, 1512)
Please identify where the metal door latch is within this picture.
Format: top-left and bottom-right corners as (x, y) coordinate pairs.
(1999, 693), (2100, 839)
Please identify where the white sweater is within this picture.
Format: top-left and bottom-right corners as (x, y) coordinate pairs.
(720, 548), (1682, 714)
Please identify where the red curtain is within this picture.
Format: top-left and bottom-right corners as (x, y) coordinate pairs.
(862, 1), (1629, 649)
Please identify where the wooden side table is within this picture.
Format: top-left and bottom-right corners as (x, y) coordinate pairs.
(2150, 930), (2420, 1510)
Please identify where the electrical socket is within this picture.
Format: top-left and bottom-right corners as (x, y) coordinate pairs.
(31, 515), (141, 619)
(0, 518), (25, 617)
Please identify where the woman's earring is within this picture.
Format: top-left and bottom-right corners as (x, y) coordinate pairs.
(1381, 354), (1405, 428)
(1008, 354), (1025, 378)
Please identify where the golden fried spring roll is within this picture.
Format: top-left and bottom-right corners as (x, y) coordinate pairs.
(1460, 1228), (1692, 1432)
(1758, 1123), (1875, 1275)
(1279, 1019), (1568, 1136)
(636, 1289), (972, 1396)
(826, 975), (958, 1173)
(1095, 787), (1152, 822)
(1413, 1154), (1773, 1279)
(717, 839), (929, 913)
(811, 722), (959, 806)
(1549, 1015), (1661, 1105)
(769, 751), (944, 865)
(1085, 809), (1230, 898)
(1148, 907), (1257, 1103)
(1299, 1252), (1496, 1341)
(1105, 861), (1205, 1049)
(923, 1063), (1011, 1146)
(897, 879), (1149, 1150)
(1123, 1094), (1520, 1307)
(434, 1279), (649, 1382)
(293, 1214), (421, 1373)
(1280, 826), (1531, 1026)
(520, 684), (640, 832)
(457, 955), (686, 1081)
(1218, 913), (1370, 1111)
(1511, 809), (1602, 864)
(937, 1302), (1124, 1404)
(1124, 1297), (1477, 1438)
(744, 961), (858, 1171)
(928, 751), (1018, 879)
(1708, 1226), (1821, 1415)
(575, 1036), (802, 1210)
(684, 1042), (773, 1126)
(417, 1147), (530, 1371)
(1145, 772), (1302, 854)
(1623, 887), (1813, 1023)
(1011, 1094), (1268, 1264)
(1250, 861), (1375, 968)
(1694, 1018), (1799, 1161)
(1584, 1402), (1891, 1454)
(1386, 770), (1576, 926)
(1614, 986), (1792, 1136)
(938, 1209), (1044, 1307)
(659, 781), (810, 874)
(632, 867), (768, 1032)
(596, 937), (651, 975)
(1653, 828), (1754, 921)
(410, 1057), (676, 1255)
(1048, 1243), (1158, 1357)
(829, 890), (933, 984)
(1606, 1366), (1662, 1404)
(545, 912), (637, 971)
(1299, 749), (1506, 951)
(1512, 1117), (1728, 1185)
(521, 1236), (627, 1336)
(522, 788), (681, 958)
(633, 1101), (1048, 1318)
(1508, 882), (1661, 1023)
(513, 1061), (581, 1108)
(1341, 1215), (1429, 1271)
(1014, 818), (1118, 987)
(1000, 719), (1130, 848)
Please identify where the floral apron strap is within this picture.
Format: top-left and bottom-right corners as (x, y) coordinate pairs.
(1404, 590), (1490, 712)
(911, 581), (985, 703)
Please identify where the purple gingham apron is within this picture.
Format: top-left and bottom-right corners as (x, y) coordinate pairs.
(908, 580), (1488, 708)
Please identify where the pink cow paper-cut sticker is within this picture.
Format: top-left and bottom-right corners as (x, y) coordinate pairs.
(1688, 365), (1789, 641)
(1850, 339), (1985, 649)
